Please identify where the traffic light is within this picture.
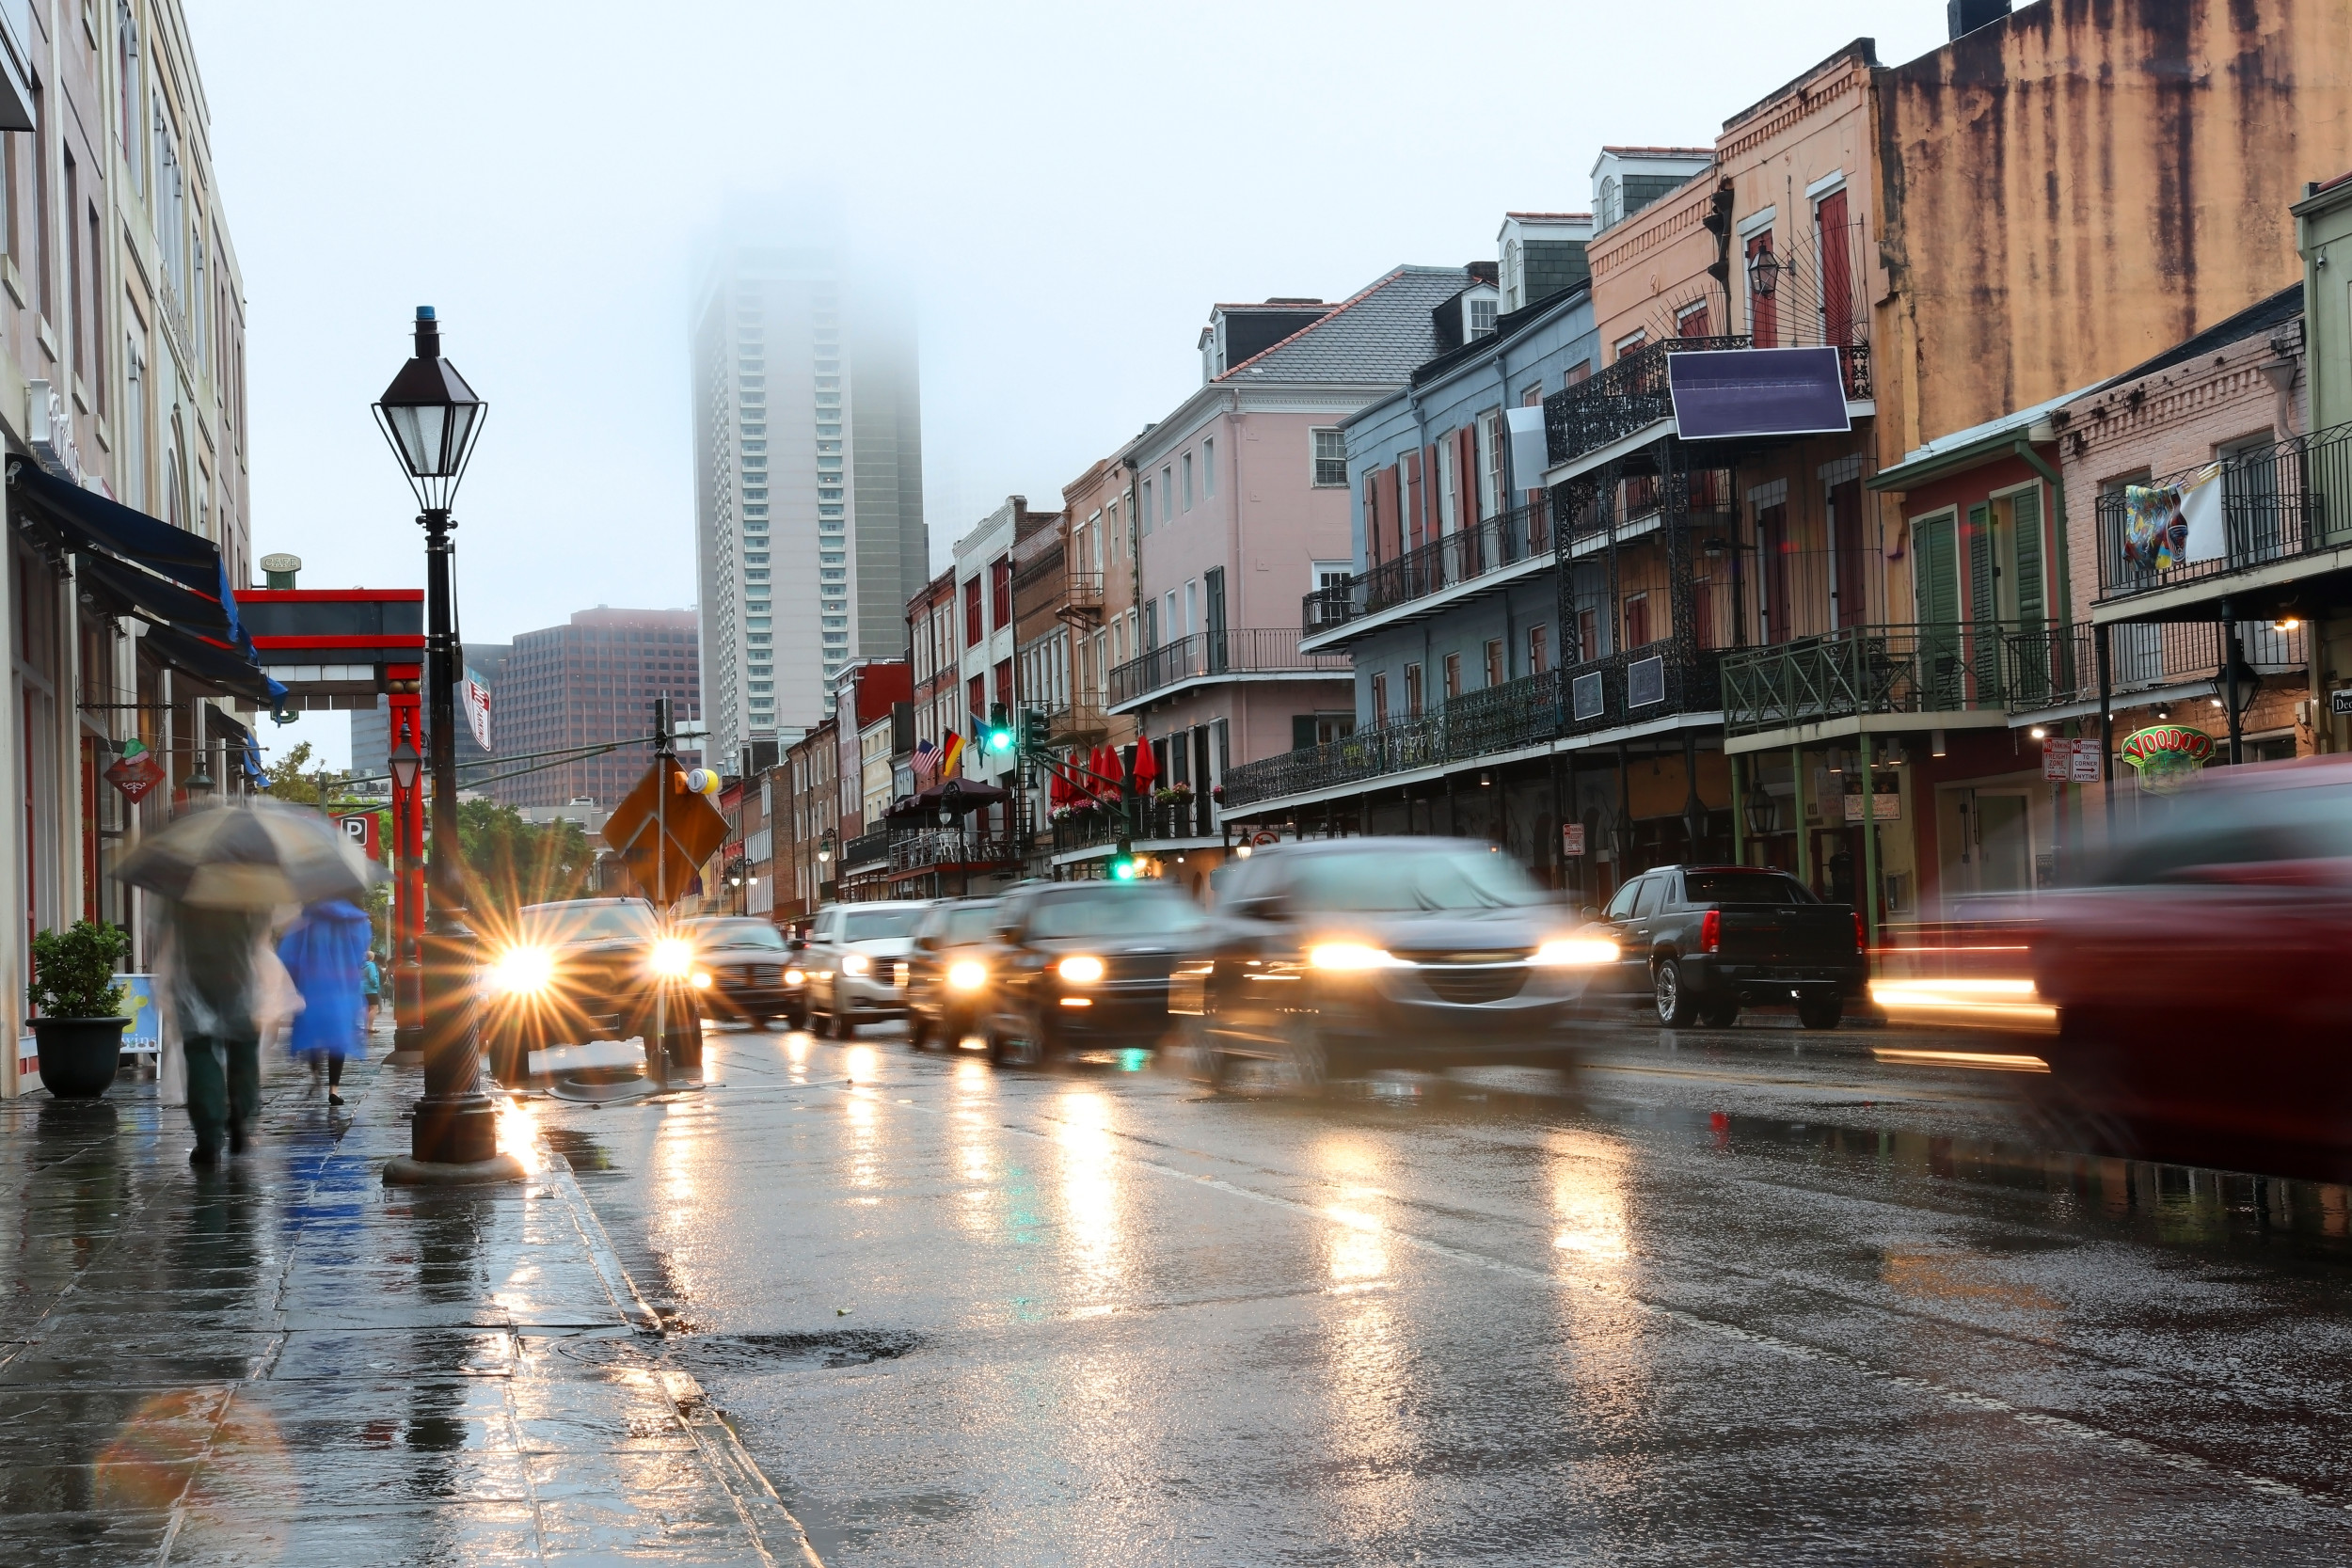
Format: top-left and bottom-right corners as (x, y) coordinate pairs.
(985, 703), (1014, 752)
(1020, 707), (1048, 752)
(1108, 853), (1139, 881)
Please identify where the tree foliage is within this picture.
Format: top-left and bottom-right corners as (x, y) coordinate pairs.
(455, 800), (593, 918)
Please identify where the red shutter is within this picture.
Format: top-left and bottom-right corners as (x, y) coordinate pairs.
(1402, 451), (1423, 552)
(1363, 475), (1383, 565)
(1378, 466), (1403, 561)
(1817, 188), (1852, 347)
(1456, 425), (1477, 525)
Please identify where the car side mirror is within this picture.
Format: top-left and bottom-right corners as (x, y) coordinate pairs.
(1581, 905), (1600, 920)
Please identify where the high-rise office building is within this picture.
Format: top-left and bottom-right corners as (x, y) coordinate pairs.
(351, 641), (509, 784)
(490, 608), (701, 808)
(690, 245), (927, 767)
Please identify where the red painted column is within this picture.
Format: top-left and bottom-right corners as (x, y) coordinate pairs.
(388, 670), (426, 1059)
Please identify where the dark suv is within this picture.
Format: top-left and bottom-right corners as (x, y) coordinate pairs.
(480, 897), (700, 1078)
(980, 880), (1212, 1065)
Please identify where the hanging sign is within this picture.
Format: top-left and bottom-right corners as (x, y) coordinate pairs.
(1842, 771), (1901, 822)
(1561, 822), (1586, 857)
(2330, 688), (2352, 718)
(105, 738), (165, 803)
(461, 672), (495, 753)
(2119, 724), (2214, 793)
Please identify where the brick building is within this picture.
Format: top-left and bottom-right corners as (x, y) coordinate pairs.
(492, 608), (702, 807)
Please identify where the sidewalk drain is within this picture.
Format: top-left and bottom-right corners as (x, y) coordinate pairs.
(678, 1329), (922, 1371)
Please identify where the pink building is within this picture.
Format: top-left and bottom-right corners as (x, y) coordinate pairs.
(1102, 269), (1472, 879)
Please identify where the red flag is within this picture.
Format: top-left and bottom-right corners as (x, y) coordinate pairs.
(1131, 733), (1158, 789)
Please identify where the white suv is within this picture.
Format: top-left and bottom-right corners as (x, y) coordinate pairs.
(805, 900), (930, 1037)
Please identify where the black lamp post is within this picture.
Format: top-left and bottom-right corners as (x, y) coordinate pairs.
(373, 307), (508, 1181)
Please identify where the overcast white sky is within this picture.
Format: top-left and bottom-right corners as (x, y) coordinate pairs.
(187, 0), (1947, 768)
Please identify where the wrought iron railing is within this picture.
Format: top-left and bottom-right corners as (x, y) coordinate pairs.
(1106, 628), (1350, 708)
(1059, 572), (1104, 617)
(888, 830), (1019, 873)
(1300, 502), (1549, 638)
(2003, 619), (2307, 714)
(1543, 335), (1749, 468)
(841, 828), (891, 870)
(2094, 420), (2352, 602)
(1723, 623), (2021, 735)
(1041, 696), (1108, 740)
(1219, 643), (1722, 812)
(1050, 794), (1207, 850)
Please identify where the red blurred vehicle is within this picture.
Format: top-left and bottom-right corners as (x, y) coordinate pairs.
(2029, 754), (2352, 1174)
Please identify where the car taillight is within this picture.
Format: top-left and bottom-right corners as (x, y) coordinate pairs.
(1854, 913), (1867, 953)
(1700, 910), (1721, 954)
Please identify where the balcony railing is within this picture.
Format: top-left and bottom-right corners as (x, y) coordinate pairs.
(1218, 643), (1722, 812)
(1057, 571), (1104, 625)
(1723, 623), (2024, 735)
(889, 830), (1020, 874)
(2094, 420), (2352, 603)
(1543, 335), (1749, 469)
(1050, 794), (1208, 851)
(1302, 502), (1549, 638)
(2003, 619), (2308, 714)
(1041, 696), (1108, 741)
(1106, 628), (1350, 708)
(841, 828), (891, 870)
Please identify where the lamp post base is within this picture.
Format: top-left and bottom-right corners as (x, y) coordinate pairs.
(383, 1151), (526, 1187)
(402, 1091), (503, 1165)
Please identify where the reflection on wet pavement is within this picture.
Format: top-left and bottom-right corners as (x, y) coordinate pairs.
(0, 1046), (810, 1565)
(551, 1022), (2352, 1565)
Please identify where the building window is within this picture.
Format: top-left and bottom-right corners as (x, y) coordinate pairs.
(1624, 592), (1651, 649)
(1161, 466), (1174, 522)
(1485, 640), (1505, 689)
(1404, 662), (1423, 718)
(1311, 428), (1347, 487)
(1528, 624), (1549, 675)
(1470, 296), (1497, 339)
(1183, 452), (1194, 511)
(1370, 673), (1388, 722)
(1443, 653), (1462, 701)
(1202, 438), (1215, 498)
(1478, 410), (1504, 520)
(1139, 478), (1152, 534)
(963, 578), (983, 645)
(990, 556), (1011, 628)
(1614, 330), (1647, 361)
(968, 674), (985, 725)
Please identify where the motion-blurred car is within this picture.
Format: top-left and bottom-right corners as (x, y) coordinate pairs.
(903, 897), (1000, 1051)
(2030, 756), (2352, 1170)
(681, 917), (807, 1028)
(1176, 837), (1616, 1085)
(480, 897), (699, 1077)
(982, 879), (1212, 1064)
(803, 900), (929, 1037)
(1584, 864), (1866, 1029)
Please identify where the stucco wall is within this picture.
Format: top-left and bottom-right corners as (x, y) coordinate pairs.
(1879, 0), (2352, 454)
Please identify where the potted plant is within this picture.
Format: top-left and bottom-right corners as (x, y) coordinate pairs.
(27, 921), (134, 1100)
(1210, 784), (1228, 805)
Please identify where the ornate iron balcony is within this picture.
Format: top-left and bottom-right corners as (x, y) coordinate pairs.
(1106, 628), (1349, 709)
(1300, 502), (1549, 639)
(1543, 335), (1749, 469)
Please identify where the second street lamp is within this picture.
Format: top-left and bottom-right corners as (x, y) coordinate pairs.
(374, 307), (512, 1182)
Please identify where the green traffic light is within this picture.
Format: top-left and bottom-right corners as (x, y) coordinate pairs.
(1109, 856), (1138, 880)
(987, 727), (1013, 752)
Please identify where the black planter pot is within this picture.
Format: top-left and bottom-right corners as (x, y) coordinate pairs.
(32, 1017), (131, 1100)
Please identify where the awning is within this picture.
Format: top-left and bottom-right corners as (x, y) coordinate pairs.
(884, 780), (1010, 820)
(9, 457), (229, 596)
(1668, 346), (1851, 442)
(138, 622), (282, 708)
(74, 549), (237, 640)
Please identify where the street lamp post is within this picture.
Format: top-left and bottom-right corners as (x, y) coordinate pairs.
(374, 307), (513, 1183)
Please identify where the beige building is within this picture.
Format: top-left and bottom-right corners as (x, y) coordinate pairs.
(3, 0), (251, 1095)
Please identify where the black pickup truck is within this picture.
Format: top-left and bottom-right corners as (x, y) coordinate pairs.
(1583, 864), (1867, 1030)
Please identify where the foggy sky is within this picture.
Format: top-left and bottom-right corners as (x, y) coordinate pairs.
(185, 0), (1947, 768)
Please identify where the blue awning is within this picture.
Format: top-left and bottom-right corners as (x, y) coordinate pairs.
(1668, 346), (1851, 442)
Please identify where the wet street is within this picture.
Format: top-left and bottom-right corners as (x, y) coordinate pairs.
(546, 1020), (2352, 1565)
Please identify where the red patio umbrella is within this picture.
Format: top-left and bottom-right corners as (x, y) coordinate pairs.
(1131, 732), (1159, 790)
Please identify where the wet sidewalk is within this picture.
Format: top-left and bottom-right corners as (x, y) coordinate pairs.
(0, 1042), (819, 1566)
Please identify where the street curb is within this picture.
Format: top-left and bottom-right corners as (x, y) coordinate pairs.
(517, 1089), (828, 1568)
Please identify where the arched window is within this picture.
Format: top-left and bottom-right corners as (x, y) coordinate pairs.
(1597, 176), (1621, 229)
(164, 445), (182, 531)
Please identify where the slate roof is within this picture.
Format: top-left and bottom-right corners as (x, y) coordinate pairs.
(1216, 265), (1472, 386)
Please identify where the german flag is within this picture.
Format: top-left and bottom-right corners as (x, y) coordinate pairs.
(938, 729), (965, 778)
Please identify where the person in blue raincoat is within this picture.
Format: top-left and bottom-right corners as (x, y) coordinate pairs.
(278, 899), (372, 1106)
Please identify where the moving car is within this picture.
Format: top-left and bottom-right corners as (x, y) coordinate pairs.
(803, 900), (929, 1037)
(1586, 864), (1867, 1029)
(681, 917), (807, 1028)
(480, 897), (700, 1078)
(2028, 756), (2352, 1173)
(903, 897), (1000, 1051)
(980, 879), (1211, 1064)
(1177, 837), (1616, 1085)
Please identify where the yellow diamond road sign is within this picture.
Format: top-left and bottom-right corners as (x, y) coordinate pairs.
(602, 756), (729, 906)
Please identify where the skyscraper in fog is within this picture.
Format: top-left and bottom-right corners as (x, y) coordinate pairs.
(691, 245), (928, 768)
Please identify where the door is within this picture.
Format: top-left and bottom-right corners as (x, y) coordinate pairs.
(1203, 566), (1228, 673)
(1948, 788), (2035, 900)
(1829, 478), (1869, 629)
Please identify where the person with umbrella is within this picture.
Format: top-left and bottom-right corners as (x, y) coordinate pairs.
(115, 801), (372, 1164)
(278, 899), (373, 1107)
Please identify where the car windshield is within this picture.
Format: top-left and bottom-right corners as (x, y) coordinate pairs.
(843, 909), (924, 941)
(1289, 848), (1552, 913)
(520, 903), (656, 944)
(1027, 891), (1210, 939)
(945, 906), (998, 942)
(691, 921), (786, 949)
(1682, 871), (1813, 905)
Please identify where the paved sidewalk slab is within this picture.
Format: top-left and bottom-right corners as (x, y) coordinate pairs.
(0, 1044), (819, 1565)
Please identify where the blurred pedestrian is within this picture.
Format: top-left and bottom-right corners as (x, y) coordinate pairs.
(278, 900), (372, 1108)
(362, 949), (383, 1035)
(157, 901), (276, 1164)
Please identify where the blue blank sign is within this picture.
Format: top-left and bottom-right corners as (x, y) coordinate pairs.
(1572, 671), (1606, 721)
(1628, 657), (1666, 707)
(1668, 346), (1851, 441)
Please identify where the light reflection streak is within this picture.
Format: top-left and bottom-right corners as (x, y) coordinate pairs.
(494, 1098), (546, 1175)
(1055, 1091), (1123, 1293)
(1307, 1142), (1406, 1509)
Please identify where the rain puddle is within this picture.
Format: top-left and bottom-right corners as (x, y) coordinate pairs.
(675, 1328), (922, 1372)
(541, 1127), (615, 1170)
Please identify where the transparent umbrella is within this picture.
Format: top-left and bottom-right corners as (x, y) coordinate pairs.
(113, 800), (373, 909)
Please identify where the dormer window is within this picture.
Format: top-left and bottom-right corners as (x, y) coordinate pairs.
(1597, 177), (1622, 229)
(1470, 298), (1498, 340)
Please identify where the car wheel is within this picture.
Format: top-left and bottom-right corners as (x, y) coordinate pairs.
(831, 1004), (856, 1040)
(1654, 959), (1700, 1028)
(1796, 992), (1844, 1031)
(908, 1011), (932, 1052)
(1284, 1030), (1330, 1092)
(1027, 1007), (1060, 1065)
(1180, 1018), (1232, 1088)
(985, 1022), (1019, 1067)
(1697, 998), (1740, 1029)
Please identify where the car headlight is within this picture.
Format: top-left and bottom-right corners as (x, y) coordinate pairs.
(784, 968), (806, 986)
(842, 953), (873, 976)
(490, 944), (555, 995)
(948, 959), (988, 991)
(689, 969), (713, 990)
(1533, 938), (1620, 967)
(649, 937), (695, 978)
(1309, 942), (1408, 971)
(1056, 955), (1105, 984)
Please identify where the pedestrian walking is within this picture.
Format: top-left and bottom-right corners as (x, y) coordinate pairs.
(279, 900), (372, 1107)
(157, 901), (276, 1164)
(363, 949), (383, 1035)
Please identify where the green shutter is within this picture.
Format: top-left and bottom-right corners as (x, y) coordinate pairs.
(1915, 512), (1963, 709)
(2010, 489), (2045, 626)
(1967, 503), (1996, 627)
